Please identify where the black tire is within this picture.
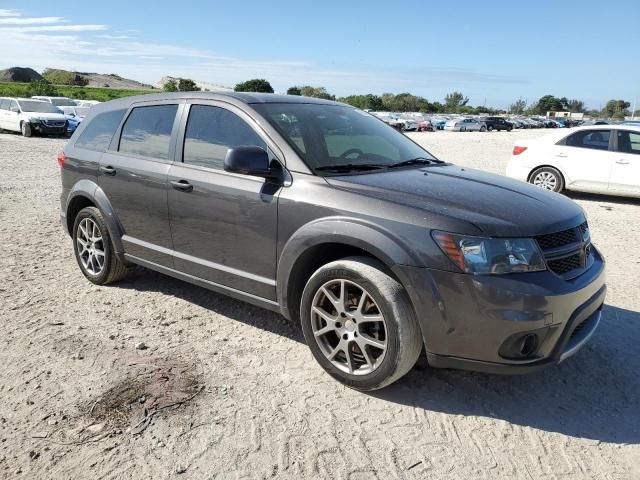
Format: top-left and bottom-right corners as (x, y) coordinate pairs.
(72, 206), (128, 285)
(487, 125), (494, 132)
(507, 126), (513, 132)
(21, 122), (32, 137)
(480, 126), (486, 132)
(460, 126), (466, 132)
(529, 166), (564, 193)
(300, 256), (423, 391)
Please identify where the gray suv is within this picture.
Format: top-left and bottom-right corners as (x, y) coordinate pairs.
(59, 93), (606, 390)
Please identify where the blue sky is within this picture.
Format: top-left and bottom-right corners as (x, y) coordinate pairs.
(1, 1), (638, 109)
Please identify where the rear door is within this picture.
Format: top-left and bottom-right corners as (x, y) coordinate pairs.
(167, 101), (281, 300)
(99, 101), (182, 267)
(609, 129), (640, 195)
(554, 129), (614, 192)
(8, 100), (21, 131)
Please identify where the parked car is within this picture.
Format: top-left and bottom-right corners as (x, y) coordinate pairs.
(508, 118), (525, 129)
(507, 125), (640, 197)
(416, 119), (434, 131)
(444, 117), (486, 132)
(481, 116), (513, 132)
(430, 117), (447, 130)
(31, 96), (79, 116)
(0, 97), (68, 137)
(60, 92), (605, 390)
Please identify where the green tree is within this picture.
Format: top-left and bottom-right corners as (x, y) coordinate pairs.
(444, 91), (469, 110)
(339, 94), (384, 110)
(566, 99), (585, 113)
(299, 86), (335, 100)
(509, 98), (527, 115)
(602, 99), (630, 118)
(177, 78), (200, 91)
(286, 86), (301, 95)
(533, 95), (564, 114)
(234, 79), (274, 93)
(163, 79), (178, 92)
(27, 79), (58, 96)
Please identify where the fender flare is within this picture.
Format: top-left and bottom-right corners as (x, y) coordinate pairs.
(276, 217), (423, 320)
(65, 180), (125, 255)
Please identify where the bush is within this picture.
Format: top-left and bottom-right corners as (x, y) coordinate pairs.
(27, 79), (58, 96)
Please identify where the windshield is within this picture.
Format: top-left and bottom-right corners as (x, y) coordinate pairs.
(252, 103), (437, 174)
(52, 98), (76, 107)
(17, 101), (62, 114)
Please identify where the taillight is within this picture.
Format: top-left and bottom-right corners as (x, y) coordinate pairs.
(512, 146), (528, 155)
(57, 151), (66, 167)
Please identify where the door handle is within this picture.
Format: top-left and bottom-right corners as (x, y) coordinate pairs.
(616, 159), (630, 165)
(100, 165), (116, 175)
(556, 153), (567, 158)
(170, 180), (194, 192)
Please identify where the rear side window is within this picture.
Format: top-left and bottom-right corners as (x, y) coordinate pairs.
(564, 130), (610, 151)
(75, 109), (126, 152)
(183, 105), (266, 170)
(119, 105), (178, 160)
(616, 130), (640, 155)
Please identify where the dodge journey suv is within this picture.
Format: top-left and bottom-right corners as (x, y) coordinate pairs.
(59, 93), (606, 390)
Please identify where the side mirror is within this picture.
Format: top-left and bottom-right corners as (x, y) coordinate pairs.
(224, 146), (272, 178)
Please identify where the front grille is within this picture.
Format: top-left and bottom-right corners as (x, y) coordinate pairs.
(536, 221), (591, 279)
(43, 121), (65, 127)
(547, 253), (583, 274)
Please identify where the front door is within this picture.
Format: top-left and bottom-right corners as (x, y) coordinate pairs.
(167, 102), (281, 300)
(610, 129), (640, 195)
(99, 102), (181, 267)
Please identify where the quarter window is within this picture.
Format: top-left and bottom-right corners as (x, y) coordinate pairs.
(119, 105), (178, 160)
(183, 105), (266, 170)
(75, 109), (126, 152)
(0, 99), (8, 110)
(564, 130), (610, 151)
(616, 130), (640, 155)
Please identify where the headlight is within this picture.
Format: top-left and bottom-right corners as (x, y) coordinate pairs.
(432, 231), (546, 274)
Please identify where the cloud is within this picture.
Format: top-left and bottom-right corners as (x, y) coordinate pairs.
(0, 24), (107, 32)
(0, 9), (20, 17)
(0, 16), (65, 25)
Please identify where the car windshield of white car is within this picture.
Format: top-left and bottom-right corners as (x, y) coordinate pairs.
(18, 101), (61, 114)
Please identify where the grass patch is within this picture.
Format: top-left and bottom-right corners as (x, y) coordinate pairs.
(0, 82), (158, 102)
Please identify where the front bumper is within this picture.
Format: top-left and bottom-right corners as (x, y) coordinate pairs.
(31, 121), (67, 135)
(398, 246), (606, 374)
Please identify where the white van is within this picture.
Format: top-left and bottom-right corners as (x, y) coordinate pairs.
(31, 96), (78, 116)
(0, 97), (69, 137)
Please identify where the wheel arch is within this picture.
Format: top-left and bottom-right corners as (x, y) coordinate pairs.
(276, 218), (421, 324)
(65, 180), (125, 255)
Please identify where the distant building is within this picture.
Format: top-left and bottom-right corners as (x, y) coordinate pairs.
(547, 111), (584, 120)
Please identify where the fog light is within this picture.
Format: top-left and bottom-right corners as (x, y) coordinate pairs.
(519, 334), (538, 357)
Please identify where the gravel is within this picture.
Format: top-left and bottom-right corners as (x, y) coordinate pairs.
(1, 129), (638, 479)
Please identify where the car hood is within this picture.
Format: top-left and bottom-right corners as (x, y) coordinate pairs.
(23, 112), (67, 121)
(325, 165), (585, 237)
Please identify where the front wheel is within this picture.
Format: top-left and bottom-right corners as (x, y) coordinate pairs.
(487, 125), (494, 132)
(21, 122), (32, 137)
(480, 126), (486, 132)
(300, 257), (423, 391)
(529, 166), (564, 193)
(460, 126), (466, 132)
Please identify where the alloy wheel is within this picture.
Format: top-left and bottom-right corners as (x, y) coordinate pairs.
(310, 279), (388, 375)
(76, 217), (105, 275)
(533, 171), (557, 190)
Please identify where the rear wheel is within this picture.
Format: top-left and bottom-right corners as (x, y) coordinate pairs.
(529, 166), (564, 193)
(480, 126), (486, 132)
(460, 126), (466, 132)
(21, 122), (32, 137)
(73, 206), (128, 285)
(300, 257), (423, 391)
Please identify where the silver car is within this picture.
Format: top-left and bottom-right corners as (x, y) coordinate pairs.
(444, 117), (487, 132)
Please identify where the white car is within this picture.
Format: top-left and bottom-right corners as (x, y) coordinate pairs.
(444, 118), (487, 132)
(0, 97), (69, 137)
(506, 125), (640, 198)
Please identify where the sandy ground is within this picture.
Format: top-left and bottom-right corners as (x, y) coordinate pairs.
(0, 129), (638, 479)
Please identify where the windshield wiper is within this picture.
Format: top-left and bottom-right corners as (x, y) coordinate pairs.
(315, 163), (387, 173)
(388, 158), (444, 168)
